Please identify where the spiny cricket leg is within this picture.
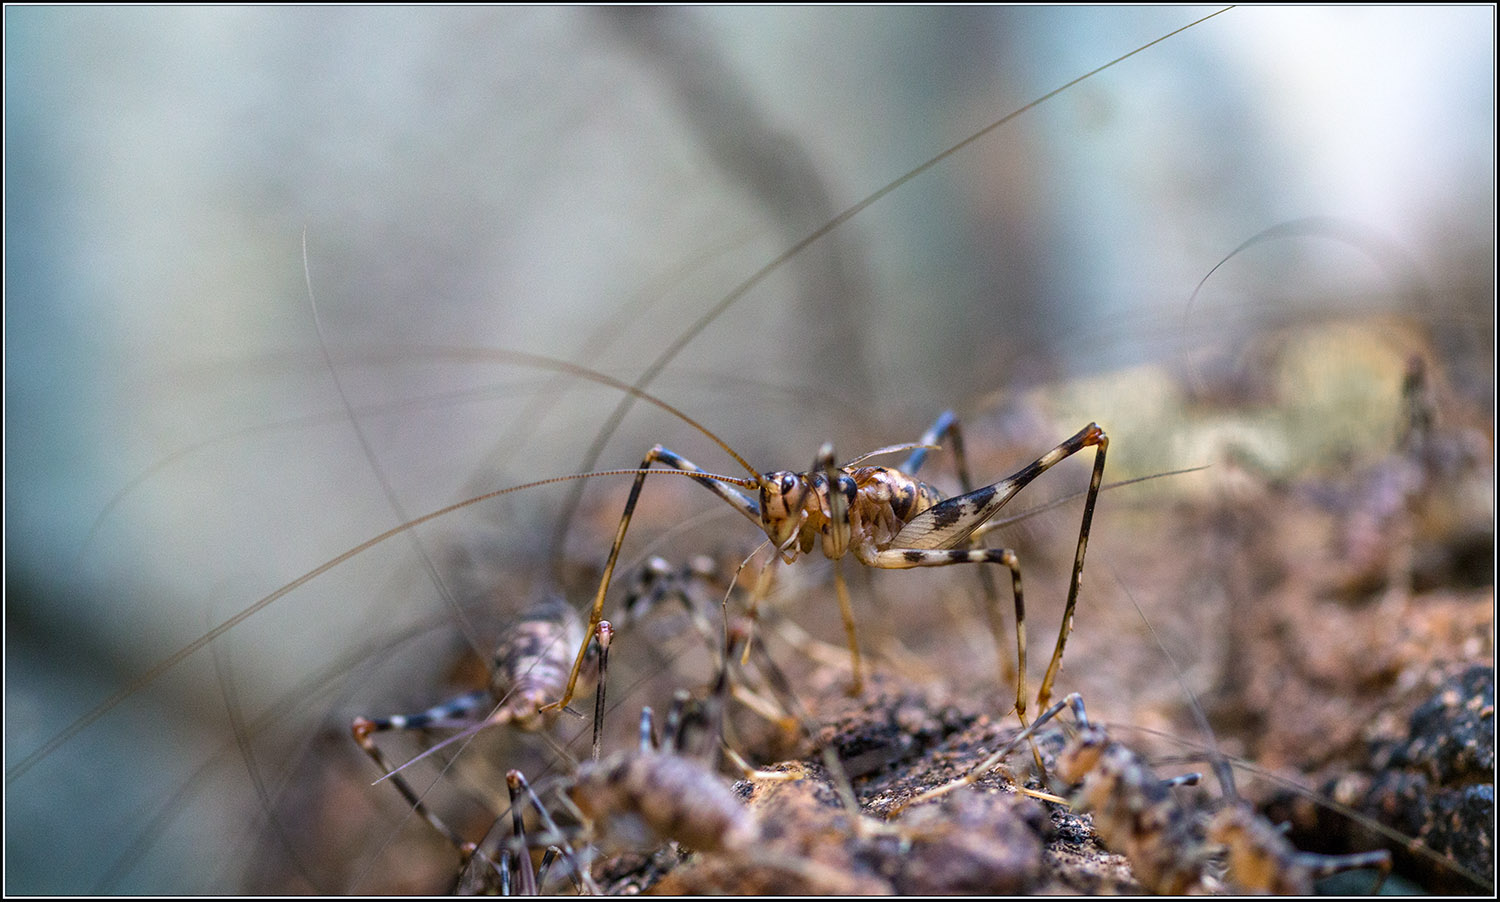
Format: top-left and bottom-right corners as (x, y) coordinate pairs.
(889, 423), (1107, 720)
(542, 444), (760, 713)
(903, 410), (1014, 690)
(897, 409), (956, 476)
(353, 688), (565, 888)
(1034, 424), (1107, 712)
(831, 560), (863, 693)
(505, 770), (537, 895)
(1298, 850), (1392, 895)
(589, 621), (614, 763)
(507, 769), (599, 895)
(348, 689), (500, 858)
(738, 544), (778, 665)
(461, 774), (580, 895)
(350, 716), (475, 857)
(1159, 772), (1203, 789)
(458, 770), (538, 895)
(354, 690), (494, 736)
(868, 544), (1028, 724)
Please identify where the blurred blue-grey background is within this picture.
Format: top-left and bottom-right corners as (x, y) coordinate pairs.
(5, 6), (1492, 892)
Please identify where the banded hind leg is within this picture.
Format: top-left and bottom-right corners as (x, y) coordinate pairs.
(874, 423), (1108, 730)
(350, 691), (495, 859)
(799, 419), (1106, 709)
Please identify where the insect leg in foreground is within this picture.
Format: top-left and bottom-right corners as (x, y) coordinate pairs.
(860, 420), (1108, 729)
(897, 411), (1109, 733)
(349, 602), (610, 871)
(475, 622), (763, 893)
(451, 769), (567, 895)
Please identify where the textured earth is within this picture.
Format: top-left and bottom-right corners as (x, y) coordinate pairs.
(581, 332), (1496, 896)
(244, 317), (1492, 895)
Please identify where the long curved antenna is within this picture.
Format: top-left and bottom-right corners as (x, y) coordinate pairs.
(1181, 215), (1433, 398)
(548, 7), (1237, 558)
(401, 344), (763, 482)
(16, 10), (1240, 798)
(6, 465), (751, 785)
(302, 231), (487, 661)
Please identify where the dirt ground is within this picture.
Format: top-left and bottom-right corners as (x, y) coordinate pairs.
(255, 318), (1492, 895)
(590, 323), (1494, 895)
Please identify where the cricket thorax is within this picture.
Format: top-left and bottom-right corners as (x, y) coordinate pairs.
(758, 466), (944, 561)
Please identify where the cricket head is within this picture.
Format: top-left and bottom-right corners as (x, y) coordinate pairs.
(757, 470), (809, 552)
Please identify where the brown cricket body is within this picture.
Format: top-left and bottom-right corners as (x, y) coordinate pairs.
(1053, 718), (1211, 895)
(1002, 694), (1390, 895)
(1209, 803), (1303, 894)
(487, 594), (592, 731)
(1207, 802), (1391, 895)
(896, 691), (1396, 894)
(567, 747), (760, 855)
